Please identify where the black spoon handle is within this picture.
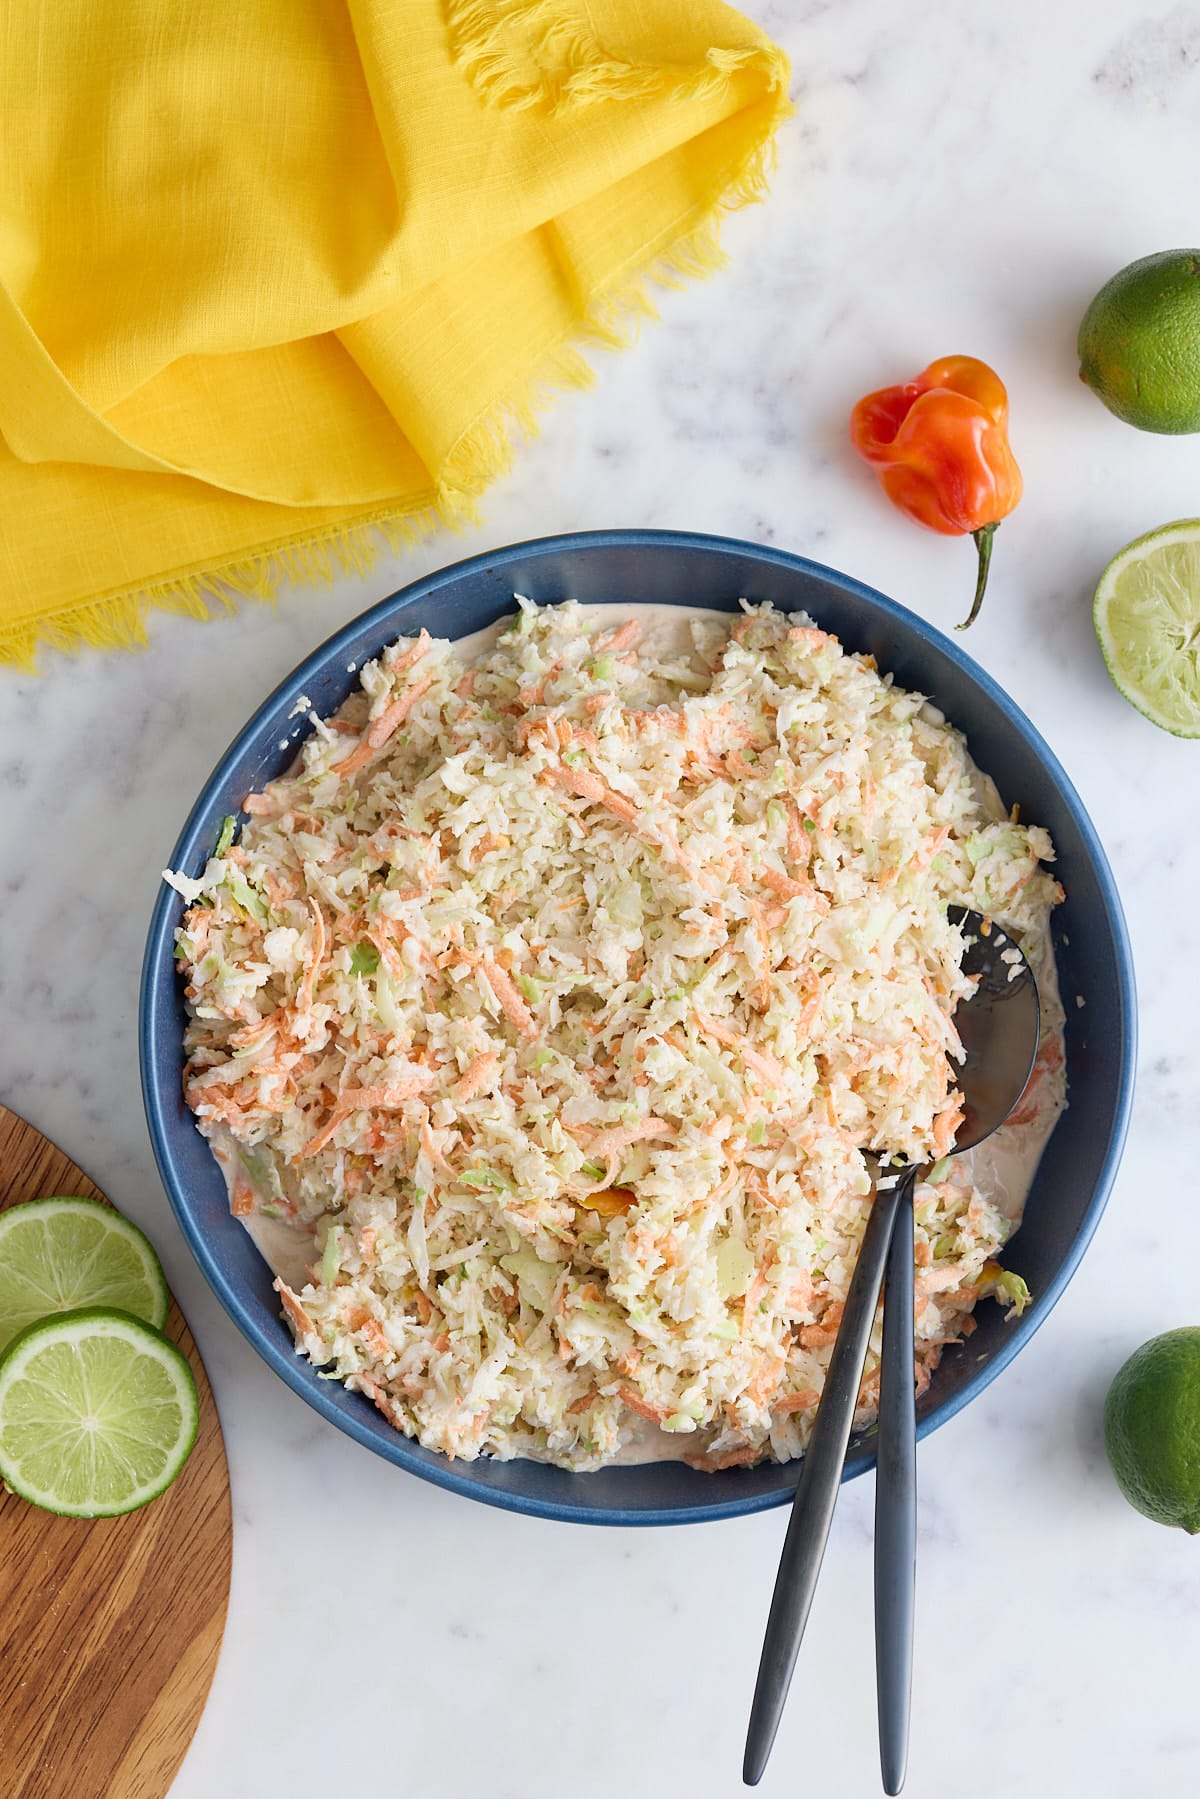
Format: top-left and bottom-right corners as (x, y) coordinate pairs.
(743, 1179), (903, 1786)
(875, 1170), (921, 1796)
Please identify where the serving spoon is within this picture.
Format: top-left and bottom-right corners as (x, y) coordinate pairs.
(743, 907), (1040, 1788)
(874, 907), (1039, 1793)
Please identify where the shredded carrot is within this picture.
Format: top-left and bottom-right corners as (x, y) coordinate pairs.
(617, 1385), (665, 1425)
(759, 864), (808, 901)
(783, 799), (809, 868)
(296, 899), (326, 1014)
(747, 1355), (785, 1405)
(229, 1008), (288, 1049)
(725, 750), (760, 783)
(262, 870), (296, 909)
(798, 1300), (845, 1350)
(773, 1387), (821, 1415)
(741, 1270), (767, 1335)
(696, 1012), (787, 1087)
(583, 1116), (673, 1161)
(352, 1373), (408, 1429)
(274, 1277), (319, 1342)
(334, 672), (435, 778)
(519, 661), (561, 707)
(932, 1096), (965, 1157)
(419, 1109), (455, 1174)
(230, 1176), (255, 1219)
(480, 959), (538, 1039)
(910, 824), (951, 871)
(389, 629), (432, 674)
(294, 1074), (437, 1161)
(358, 1317), (392, 1359)
(469, 832), (511, 868)
(542, 761), (638, 825)
(341, 1077), (438, 1110)
(453, 1051), (499, 1102)
(595, 618), (640, 655)
(289, 1112), (340, 1162)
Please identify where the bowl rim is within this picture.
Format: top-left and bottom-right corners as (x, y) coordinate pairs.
(140, 528), (1137, 1526)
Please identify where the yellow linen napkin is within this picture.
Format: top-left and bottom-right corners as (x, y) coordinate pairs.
(0, 1), (789, 669)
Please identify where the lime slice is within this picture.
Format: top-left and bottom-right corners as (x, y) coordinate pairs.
(0, 1197), (169, 1356)
(0, 1308), (198, 1517)
(1093, 520), (1200, 736)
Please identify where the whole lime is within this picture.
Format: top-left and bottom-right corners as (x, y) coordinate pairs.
(1104, 1327), (1200, 1533)
(1078, 250), (1200, 433)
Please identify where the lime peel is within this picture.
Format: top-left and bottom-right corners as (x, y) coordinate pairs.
(1078, 250), (1200, 435)
(1104, 1327), (1200, 1534)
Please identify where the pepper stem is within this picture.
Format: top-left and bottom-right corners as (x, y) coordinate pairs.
(956, 523), (998, 631)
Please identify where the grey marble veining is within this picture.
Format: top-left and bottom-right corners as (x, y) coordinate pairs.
(3, 4), (1200, 1794)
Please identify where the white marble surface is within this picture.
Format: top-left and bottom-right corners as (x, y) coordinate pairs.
(4, 3), (1200, 1793)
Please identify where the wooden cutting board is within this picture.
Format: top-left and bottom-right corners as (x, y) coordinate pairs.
(0, 1105), (232, 1799)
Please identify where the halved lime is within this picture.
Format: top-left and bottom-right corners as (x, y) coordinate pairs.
(0, 1197), (169, 1356)
(0, 1308), (198, 1517)
(1093, 520), (1200, 736)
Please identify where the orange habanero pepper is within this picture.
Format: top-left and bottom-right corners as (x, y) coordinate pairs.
(849, 356), (1023, 630)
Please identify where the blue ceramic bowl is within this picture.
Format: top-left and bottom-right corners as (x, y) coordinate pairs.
(141, 530), (1136, 1525)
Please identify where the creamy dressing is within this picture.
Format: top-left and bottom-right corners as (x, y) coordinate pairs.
(207, 1132), (314, 1288)
(204, 598), (1067, 1465)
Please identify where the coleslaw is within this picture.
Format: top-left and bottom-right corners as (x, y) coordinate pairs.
(168, 599), (1065, 1470)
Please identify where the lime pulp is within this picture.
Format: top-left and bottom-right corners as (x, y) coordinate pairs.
(0, 1307), (198, 1517)
(0, 1196), (169, 1357)
(1093, 520), (1200, 737)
